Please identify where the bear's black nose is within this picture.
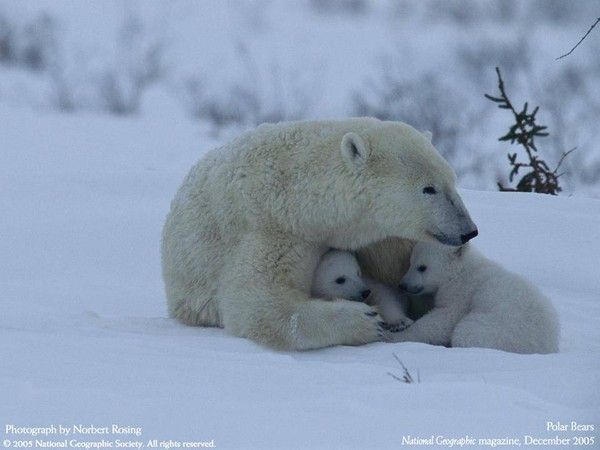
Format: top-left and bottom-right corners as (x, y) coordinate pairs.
(399, 283), (407, 291)
(460, 229), (479, 244)
(361, 289), (371, 299)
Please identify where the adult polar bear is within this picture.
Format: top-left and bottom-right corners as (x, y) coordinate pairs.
(161, 118), (478, 350)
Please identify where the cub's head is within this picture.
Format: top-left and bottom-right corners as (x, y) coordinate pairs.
(399, 241), (466, 294)
(311, 250), (371, 302)
(340, 122), (478, 246)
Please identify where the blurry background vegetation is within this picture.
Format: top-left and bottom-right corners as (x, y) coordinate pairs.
(1, 0), (599, 195)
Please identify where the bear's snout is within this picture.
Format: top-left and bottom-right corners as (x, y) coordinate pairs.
(460, 229), (479, 244)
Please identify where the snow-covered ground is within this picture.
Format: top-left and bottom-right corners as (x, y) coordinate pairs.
(1, 105), (599, 449)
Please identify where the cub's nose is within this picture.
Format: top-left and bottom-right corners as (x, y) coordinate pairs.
(361, 289), (371, 299)
(399, 283), (407, 291)
(460, 229), (479, 244)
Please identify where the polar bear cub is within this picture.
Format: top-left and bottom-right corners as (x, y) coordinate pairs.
(394, 242), (559, 354)
(311, 250), (413, 329)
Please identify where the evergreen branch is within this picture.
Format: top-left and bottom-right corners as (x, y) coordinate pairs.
(486, 67), (574, 195)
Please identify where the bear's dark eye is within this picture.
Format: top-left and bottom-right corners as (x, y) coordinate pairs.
(423, 186), (437, 195)
(417, 265), (427, 272)
(335, 277), (346, 284)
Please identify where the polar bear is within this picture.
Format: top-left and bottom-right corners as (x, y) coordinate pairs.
(311, 249), (413, 330)
(393, 242), (560, 354)
(161, 118), (478, 350)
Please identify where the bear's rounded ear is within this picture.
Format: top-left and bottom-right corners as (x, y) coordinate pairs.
(340, 132), (370, 169)
(423, 130), (433, 142)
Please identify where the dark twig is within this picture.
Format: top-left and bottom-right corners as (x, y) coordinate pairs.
(387, 353), (419, 384)
(555, 147), (577, 174)
(556, 17), (600, 60)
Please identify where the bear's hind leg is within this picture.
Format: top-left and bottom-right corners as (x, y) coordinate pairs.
(451, 313), (522, 352)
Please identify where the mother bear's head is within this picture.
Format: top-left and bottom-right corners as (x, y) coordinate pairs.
(334, 121), (478, 248)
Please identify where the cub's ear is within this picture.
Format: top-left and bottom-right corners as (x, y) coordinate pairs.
(340, 132), (370, 169)
(423, 130), (433, 142)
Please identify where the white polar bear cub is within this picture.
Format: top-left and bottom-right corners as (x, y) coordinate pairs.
(311, 250), (413, 330)
(393, 242), (559, 354)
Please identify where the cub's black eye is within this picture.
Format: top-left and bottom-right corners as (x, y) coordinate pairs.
(417, 265), (427, 272)
(423, 186), (437, 195)
(335, 277), (346, 284)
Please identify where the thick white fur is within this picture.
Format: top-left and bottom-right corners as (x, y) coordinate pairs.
(393, 242), (560, 354)
(311, 250), (413, 328)
(161, 118), (477, 350)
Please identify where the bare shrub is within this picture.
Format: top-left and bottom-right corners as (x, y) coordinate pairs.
(309, 0), (368, 15)
(528, 0), (590, 24)
(183, 43), (318, 131)
(425, 0), (482, 24)
(97, 14), (165, 115)
(0, 8), (165, 115)
(458, 35), (531, 84)
(489, 0), (519, 23)
(353, 70), (481, 177)
(536, 62), (600, 189)
(0, 13), (16, 64)
(20, 13), (58, 72)
(13, 12), (74, 111)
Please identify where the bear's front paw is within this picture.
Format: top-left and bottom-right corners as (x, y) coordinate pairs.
(401, 317), (414, 327)
(365, 309), (387, 339)
(383, 327), (416, 343)
(333, 300), (385, 345)
(380, 317), (413, 333)
(383, 323), (406, 333)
